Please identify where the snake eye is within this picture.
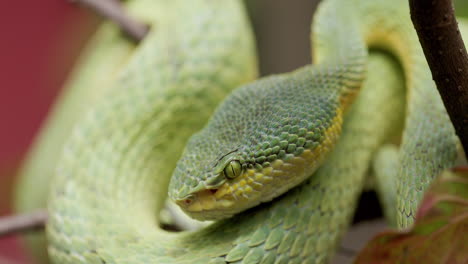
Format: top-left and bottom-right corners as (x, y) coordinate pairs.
(223, 160), (242, 179)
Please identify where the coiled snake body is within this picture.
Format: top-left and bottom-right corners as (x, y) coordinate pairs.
(15, 0), (465, 263)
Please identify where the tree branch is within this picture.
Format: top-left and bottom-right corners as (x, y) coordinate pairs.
(70, 0), (149, 42)
(409, 0), (468, 152)
(0, 210), (47, 237)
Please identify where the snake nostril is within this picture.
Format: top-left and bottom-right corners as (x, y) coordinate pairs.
(180, 194), (196, 206)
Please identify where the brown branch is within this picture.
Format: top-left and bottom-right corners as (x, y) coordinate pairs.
(409, 0), (468, 152)
(70, 0), (149, 42)
(0, 210), (47, 237)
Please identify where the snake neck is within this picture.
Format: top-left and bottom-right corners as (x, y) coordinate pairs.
(312, 0), (427, 111)
(313, 0), (458, 229)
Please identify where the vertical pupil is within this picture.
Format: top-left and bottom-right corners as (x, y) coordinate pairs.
(225, 161), (241, 178)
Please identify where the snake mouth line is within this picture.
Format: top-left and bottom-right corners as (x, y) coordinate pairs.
(175, 188), (235, 214)
(180, 188), (218, 205)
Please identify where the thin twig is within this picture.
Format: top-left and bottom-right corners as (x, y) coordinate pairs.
(70, 0), (149, 42)
(0, 210), (48, 237)
(409, 0), (468, 152)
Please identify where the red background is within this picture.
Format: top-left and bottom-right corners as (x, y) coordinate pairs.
(0, 1), (98, 262)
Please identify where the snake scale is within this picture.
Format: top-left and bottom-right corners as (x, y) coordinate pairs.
(15, 0), (466, 263)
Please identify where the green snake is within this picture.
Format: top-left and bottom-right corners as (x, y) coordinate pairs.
(15, 0), (466, 263)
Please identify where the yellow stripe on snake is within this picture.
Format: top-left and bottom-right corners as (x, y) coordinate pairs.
(15, 0), (466, 263)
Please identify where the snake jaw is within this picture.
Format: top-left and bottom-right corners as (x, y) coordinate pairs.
(175, 168), (273, 220)
(174, 188), (236, 220)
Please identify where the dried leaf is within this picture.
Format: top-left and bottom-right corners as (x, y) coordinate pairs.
(354, 167), (468, 264)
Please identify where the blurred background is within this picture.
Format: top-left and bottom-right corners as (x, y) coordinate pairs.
(1, 0), (467, 263)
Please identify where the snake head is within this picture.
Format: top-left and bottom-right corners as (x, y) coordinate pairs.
(168, 136), (247, 220)
(169, 67), (344, 221)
